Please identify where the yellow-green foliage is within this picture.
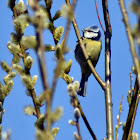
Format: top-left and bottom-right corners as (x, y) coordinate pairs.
(24, 106), (35, 116)
(22, 36), (38, 49)
(53, 10), (63, 21)
(54, 26), (64, 42)
(0, 61), (11, 73)
(24, 56), (33, 69)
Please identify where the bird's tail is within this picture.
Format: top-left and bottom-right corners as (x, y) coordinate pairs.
(77, 73), (88, 97)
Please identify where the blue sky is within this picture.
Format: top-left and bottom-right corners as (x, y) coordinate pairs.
(0, 0), (140, 140)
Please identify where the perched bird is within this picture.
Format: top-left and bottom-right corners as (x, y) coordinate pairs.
(75, 25), (102, 97)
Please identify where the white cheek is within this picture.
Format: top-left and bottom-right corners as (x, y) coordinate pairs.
(84, 32), (98, 38)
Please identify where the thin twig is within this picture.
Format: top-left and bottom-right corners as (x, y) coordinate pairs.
(119, 0), (140, 139)
(130, 73), (133, 96)
(73, 97), (82, 140)
(122, 78), (140, 140)
(94, 0), (105, 32)
(115, 96), (123, 140)
(102, 0), (113, 139)
(119, 0), (140, 89)
(75, 96), (97, 140)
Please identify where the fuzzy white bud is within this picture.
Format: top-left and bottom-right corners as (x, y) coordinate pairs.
(74, 107), (81, 120)
(67, 84), (76, 96)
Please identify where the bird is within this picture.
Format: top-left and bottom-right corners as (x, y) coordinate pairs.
(75, 25), (102, 97)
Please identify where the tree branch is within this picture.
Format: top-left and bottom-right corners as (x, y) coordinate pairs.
(122, 78), (139, 140)
(102, 0), (113, 139)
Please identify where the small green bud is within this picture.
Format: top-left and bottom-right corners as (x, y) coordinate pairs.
(24, 105), (35, 116)
(64, 59), (72, 74)
(13, 64), (25, 75)
(37, 92), (45, 106)
(13, 55), (21, 64)
(4, 72), (16, 85)
(131, 66), (137, 74)
(62, 73), (72, 84)
(32, 75), (38, 87)
(53, 10), (63, 21)
(51, 127), (59, 139)
(7, 42), (21, 55)
(4, 80), (14, 96)
(131, 132), (139, 140)
(21, 75), (34, 90)
(68, 120), (76, 126)
(74, 107), (81, 120)
(45, 0), (53, 10)
(10, 33), (19, 45)
(44, 44), (55, 52)
(24, 56), (33, 69)
(36, 128), (46, 140)
(14, 15), (28, 37)
(15, 0), (25, 15)
(0, 61), (11, 73)
(54, 26), (64, 42)
(55, 46), (61, 59)
(35, 114), (46, 128)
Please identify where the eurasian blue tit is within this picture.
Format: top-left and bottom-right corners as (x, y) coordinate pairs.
(75, 25), (102, 97)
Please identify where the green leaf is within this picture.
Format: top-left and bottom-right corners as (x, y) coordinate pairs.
(24, 105), (35, 116)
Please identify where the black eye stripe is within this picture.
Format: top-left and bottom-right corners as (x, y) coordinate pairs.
(86, 30), (99, 33)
